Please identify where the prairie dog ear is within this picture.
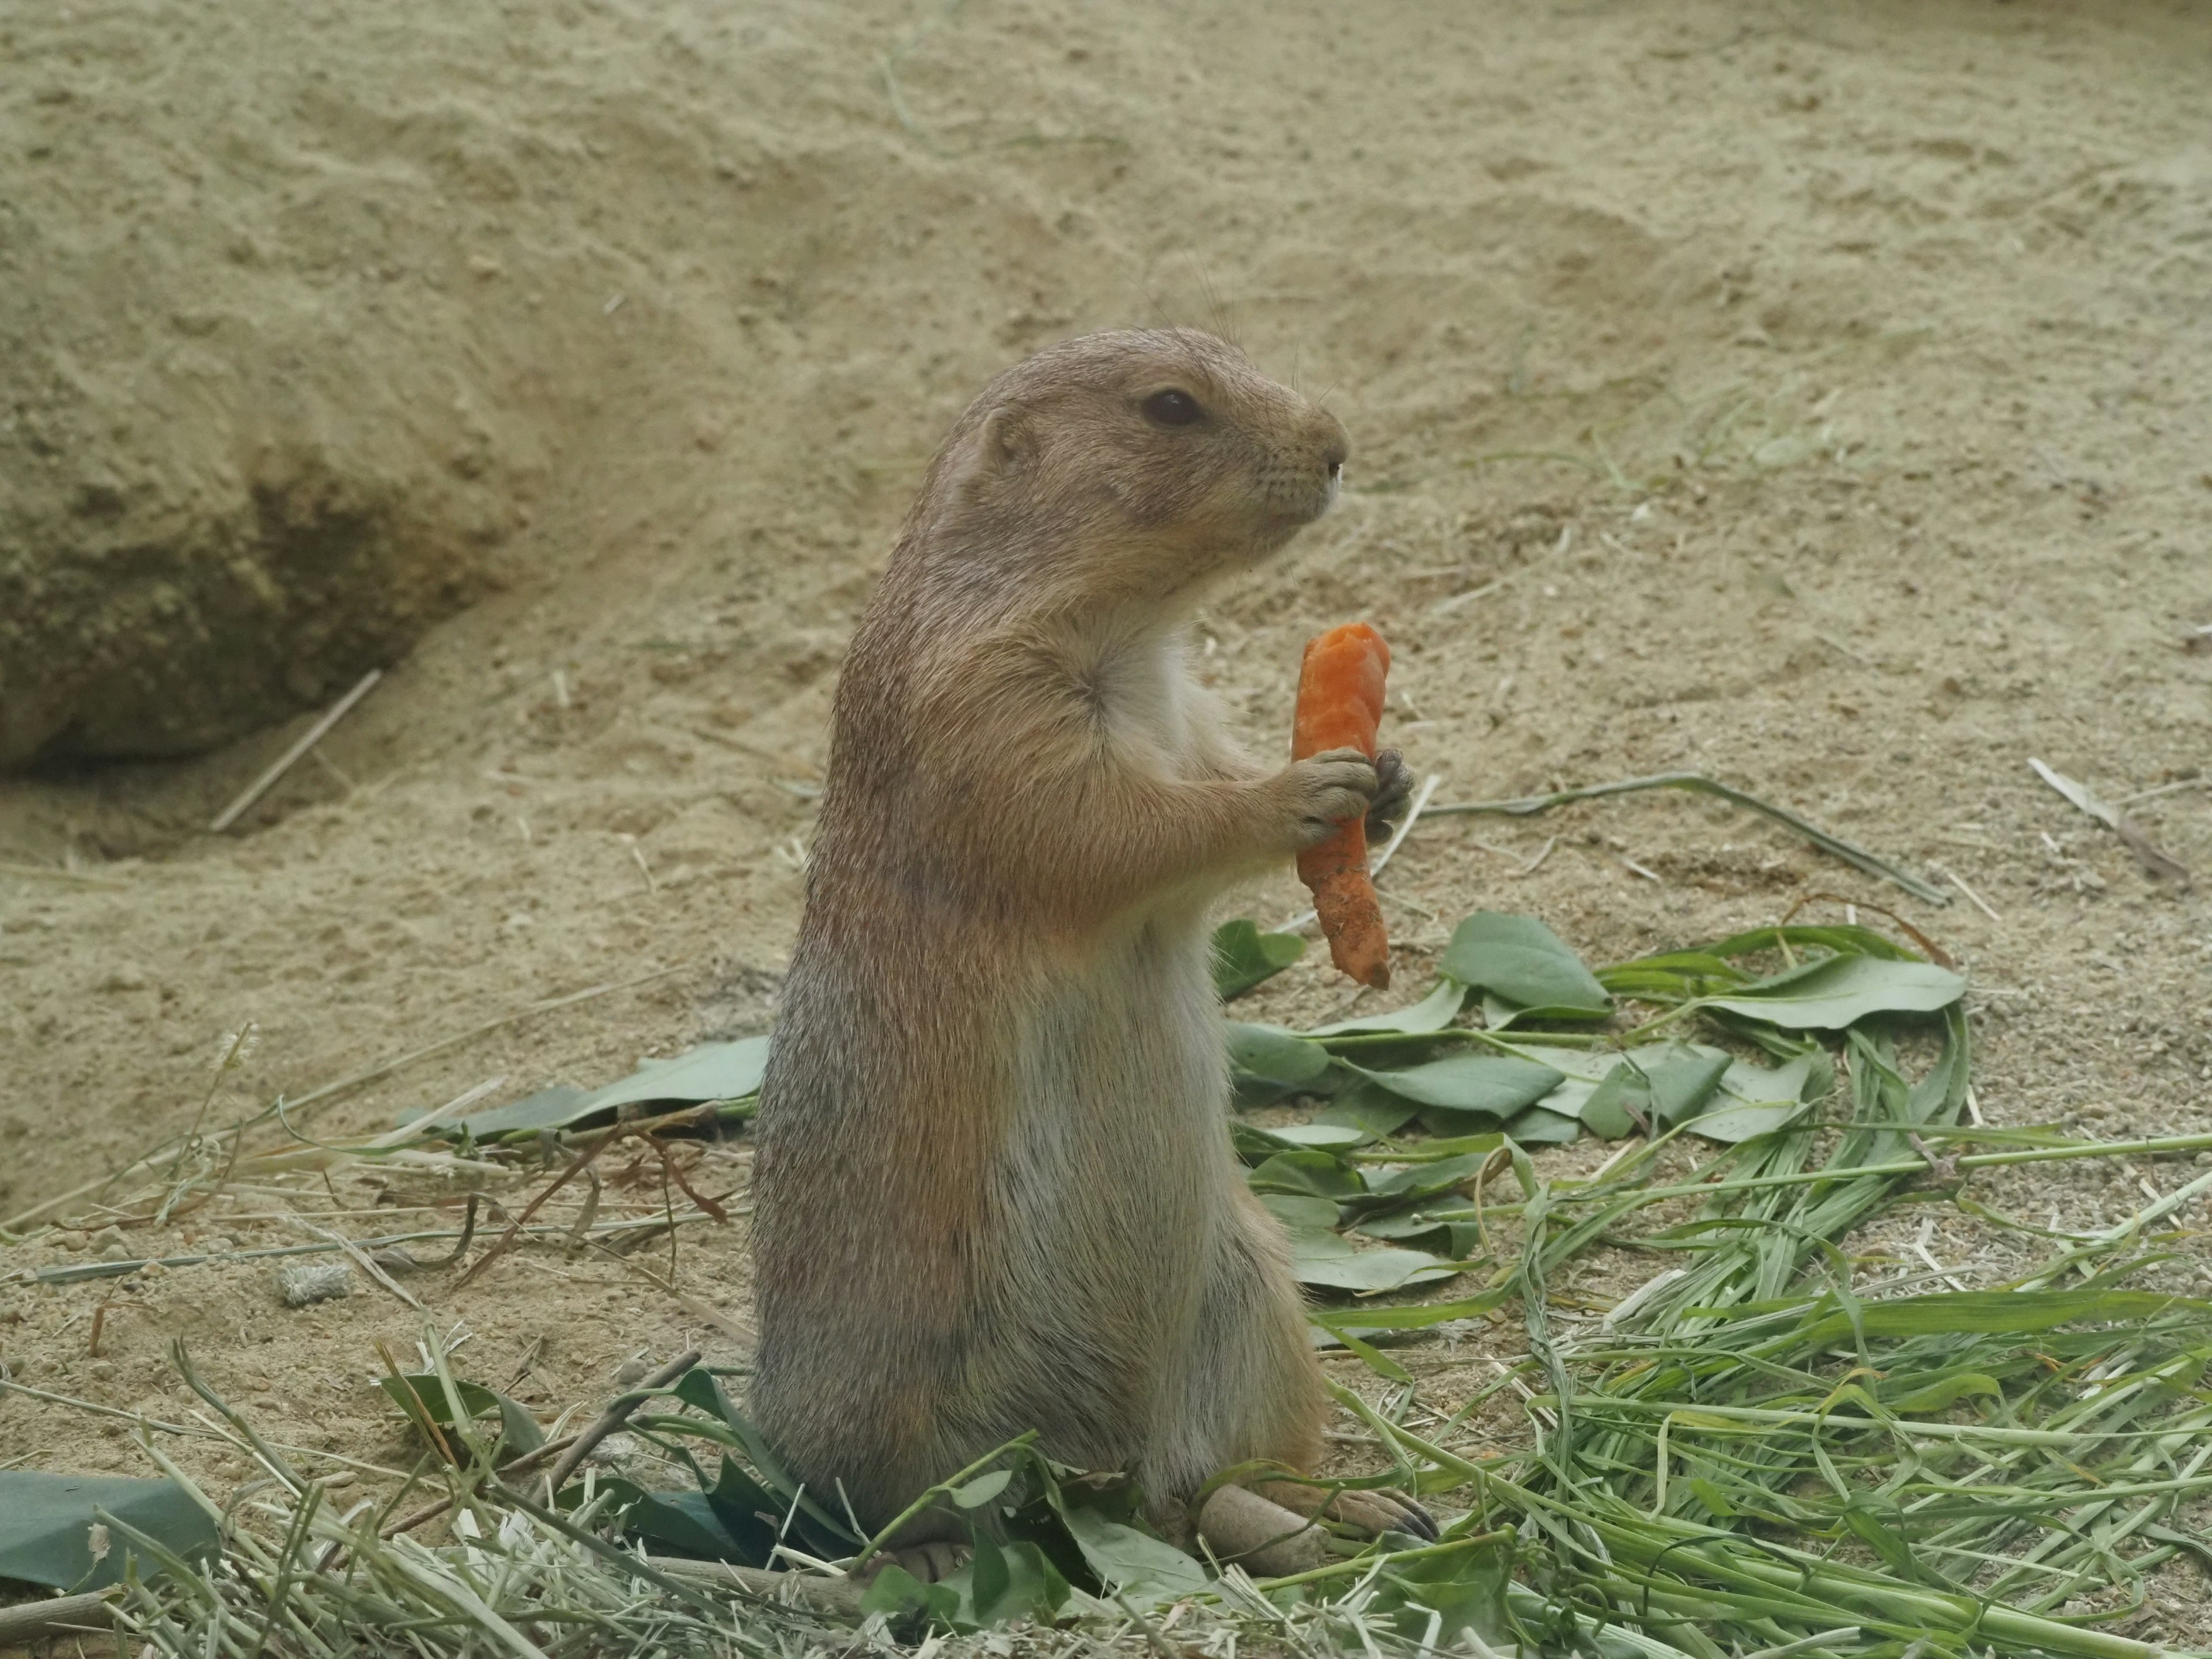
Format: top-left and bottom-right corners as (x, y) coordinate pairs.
(976, 404), (1032, 473)
(942, 404), (1033, 513)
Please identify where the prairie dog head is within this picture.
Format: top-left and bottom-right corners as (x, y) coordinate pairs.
(910, 328), (1350, 612)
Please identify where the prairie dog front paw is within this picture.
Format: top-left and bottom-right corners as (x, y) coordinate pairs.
(1277, 747), (1378, 850)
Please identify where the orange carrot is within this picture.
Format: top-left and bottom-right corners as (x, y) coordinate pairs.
(1291, 622), (1392, 989)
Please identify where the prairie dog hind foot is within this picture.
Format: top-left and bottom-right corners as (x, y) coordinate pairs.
(1195, 1482), (1438, 1578)
(862, 1539), (974, 1585)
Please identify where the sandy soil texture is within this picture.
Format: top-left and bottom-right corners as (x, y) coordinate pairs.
(2, 0), (2209, 1634)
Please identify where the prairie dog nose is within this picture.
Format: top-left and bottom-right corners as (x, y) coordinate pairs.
(1317, 419), (1350, 476)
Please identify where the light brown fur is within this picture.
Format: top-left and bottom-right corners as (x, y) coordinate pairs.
(749, 328), (1426, 1565)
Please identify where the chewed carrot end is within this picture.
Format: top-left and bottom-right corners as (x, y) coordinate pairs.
(1291, 622), (1392, 990)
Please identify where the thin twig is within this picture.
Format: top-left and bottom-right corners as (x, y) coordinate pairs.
(172, 1339), (308, 1493)
(645, 1555), (865, 1615)
(1514, 835), (1558, 876)
(209, 669), (381, 832)
(21, 1211), (709, 1287)
(2118, 776), (2207, 806)
(444, 1110), (721, 1291)
(1778, 891), (1957, 967)
(1930, 861), (2003, 922)
(1423, 771), (1948, 904)
(576, 1232), (756, 1348)
(377, 1349), (698, 1541)
(453, 1128), (636, 1290)
(0, 860), (127, 890)
(541, 1347), (702, 1493)
(646, 1135), (729, 1224)
(424, 1195), (480, 1267)
(2031, 757), (2192, 885)
(0, 1591), (118, 1643)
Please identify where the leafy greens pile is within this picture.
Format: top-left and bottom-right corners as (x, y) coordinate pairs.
(79, 909), (2212, 1659)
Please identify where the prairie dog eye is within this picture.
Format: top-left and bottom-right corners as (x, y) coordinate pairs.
(1141, 389), (1205, 428)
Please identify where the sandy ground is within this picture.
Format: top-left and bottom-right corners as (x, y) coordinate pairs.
(3, 0), (2210, 1636)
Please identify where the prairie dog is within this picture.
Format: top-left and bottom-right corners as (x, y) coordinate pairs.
(751, 328), (1426, 1570)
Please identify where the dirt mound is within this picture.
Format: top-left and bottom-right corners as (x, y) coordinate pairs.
(0, 19), (557, 766)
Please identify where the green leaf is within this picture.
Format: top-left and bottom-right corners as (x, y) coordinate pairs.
(1704, 923), (1919, 962)
(1502, 1106), (1582, 1145)
(1246, 1150), (1365, 1201)
(1769, 1289), (2211, 1348)
(378, 1373), (546, 1456)
(1357, 1054), (1565, 1116)
(859, 1561), (959, 1623)
(1703, 953), (1965, 1030)
(585, 1037), (772, 1109)
(1355, 1213), (1488, 1258)
(1577, 1068), (1643, 1141)
(1509, 1044), (1620, 1123)
(1331, 1326), (1415, 1382)
(1685, 1055), (1819, 1142)
(666, 1369), (857, 1548)
(0, 1472), (218, 1592)
(611, 1484), (753, 1562)
(1310, 1293), (1514, 1336)
(1211, 919), (1305, 1000)
(1478, 993), (1534, 1029)
(1290, 1227), (1461, 1293)
(1883, 1372), (2002, 1412)
(441, 1085), (593, 1139)
(955, 1536), (1069, 1627)
(1580, 1047), (1732, 1139)
(1259, 1192), (1342, 1232)
(702, 1456), (789, 1563)
(1441, 912), (1611, 1015)
(951, 1469), (1014, 1509)
(1355, 1151), (1495, 1209)
(1368, 1529), (1517, 1650)
(458, 1037), (772, 1139)
(1233, 1120), (1369, 1157)
(1057, 1506), (1211, 1609)
(1308, 978), (1468, 1036)
(1596, 952), (1751, 1003)
(1315, 1081), (1423, 1138)
(1225, 1023), (1331, 1094)
(1687, 1478), (1738, 1518)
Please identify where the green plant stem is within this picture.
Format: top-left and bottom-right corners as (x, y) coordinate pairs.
(1539, 1397), (2133, 1448)
(851, 1433), (1039, 1569)
(1332, 1384), (2169, 1659)
(24, 1214), (711, 1286)
(1423, 772), (1948, 906)
(1506, 1128), (2212, 1210)
(1241, 1530), (1513, 1594)
(486, 1482), (736, 1622)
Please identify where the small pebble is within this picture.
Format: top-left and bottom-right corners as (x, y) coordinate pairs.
(612, 1355), (652, 1386)
(276, 1262), (353, 1306)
